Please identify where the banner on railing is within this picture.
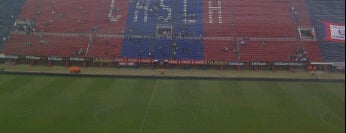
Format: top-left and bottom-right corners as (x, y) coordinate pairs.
(273, 62), (303, 66)
(3, 55), (18, 59)
(193, 60), (206, 65)
(322, 21), (345, 42)
(127, 58), (138, 63)
(48, 57), (63, 61)
(26, 56), (40, 60)
(140, 58), (153, 63)
(208, 61), (228, 65)
(252, 62), (267, 66)
(168, 60), (179, 64)
(93, 58), (113, 63)
(229, 62), (244, 66)
(70, 57), (85, 61)
(113, 58), (125, 62)
(118, 62), (136, 67)
(332, 62), (345, 67)
(181, 60), (192, 65)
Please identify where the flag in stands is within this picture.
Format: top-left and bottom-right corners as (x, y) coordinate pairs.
(322, 21), (345, 42)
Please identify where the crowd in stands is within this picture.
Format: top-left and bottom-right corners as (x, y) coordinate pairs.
(295, 48), (308, 62)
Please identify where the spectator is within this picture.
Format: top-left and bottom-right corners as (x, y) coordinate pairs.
(240, 38), (249, 46)
(92, 26), (98, 32)
(39, 39), (45, 45)
(290, 6), (295, 12)
(233, 49), (239, 54)
(83, 10), (88, 15)
(260, 41), (266, 45)
(35, 10), (40, 16)
(222, 47), (230, 52)
(148, 51), (152, 57)
(310, 30), (315, 39)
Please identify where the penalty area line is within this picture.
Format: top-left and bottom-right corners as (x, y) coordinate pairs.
(313, 96), (344, 128)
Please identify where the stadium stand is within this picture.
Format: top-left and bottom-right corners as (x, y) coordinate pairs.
(120, 0), (204, 60)
(0, 0), (25, 50)
(204, 40), (235, 61)
(232, 0), (297, 38)
(1, 0), (343, 67)
(305, 0), (345, 62)
(1, 34), (25, 55)
(31, 0), (99, 33)
(97, 0), (129, 34)
(2, 33), (89, 57)
(88, 36), (122, 58)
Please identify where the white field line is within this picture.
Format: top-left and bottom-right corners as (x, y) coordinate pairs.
(313, 96), (344, 127)
(93, 106), (111, 131)
(139, 80), (159, 133)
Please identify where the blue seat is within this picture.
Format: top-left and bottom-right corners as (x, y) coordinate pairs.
(305, 0), (345, 62)
(0, 0), (25, 50)
(121, 0), (204, 60)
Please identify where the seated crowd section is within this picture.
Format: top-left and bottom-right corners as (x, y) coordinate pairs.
(0, 0), (343, 64)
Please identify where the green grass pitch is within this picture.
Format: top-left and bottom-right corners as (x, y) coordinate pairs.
(0, 74), (344, 133)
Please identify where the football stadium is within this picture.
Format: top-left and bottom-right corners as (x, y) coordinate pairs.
(0, 0), (345, 132)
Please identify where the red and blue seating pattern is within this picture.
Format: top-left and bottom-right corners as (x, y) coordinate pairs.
(305, 0), (345, 62)
(2, 0), (334, 62)
(0, 0), (25, 49)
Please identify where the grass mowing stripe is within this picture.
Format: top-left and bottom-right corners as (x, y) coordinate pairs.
(0, 75), (17, 85)
(30, 77), (78, 98)
(0, 75), (344, 133)
(4, 76), (57, 98)
(277, 82), (344, 132)
(198, 80), (221, 132)
(0, 75), (36, 95)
